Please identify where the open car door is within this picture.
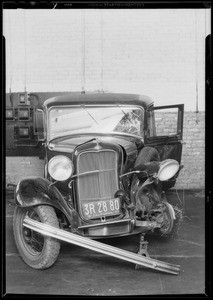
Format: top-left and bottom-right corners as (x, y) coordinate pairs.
(145, 104), (184, 189)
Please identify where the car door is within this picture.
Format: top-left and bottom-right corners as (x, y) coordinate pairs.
(144, 104), (184, 189)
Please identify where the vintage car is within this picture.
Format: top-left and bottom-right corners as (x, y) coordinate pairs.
(13, 92), (184, 271)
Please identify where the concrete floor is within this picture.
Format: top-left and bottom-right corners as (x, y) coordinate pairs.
(4, 189), (206, 296)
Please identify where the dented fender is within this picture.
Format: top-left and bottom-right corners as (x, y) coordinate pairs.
(163, 201), (176, 220)
(15, 177), (74, 224)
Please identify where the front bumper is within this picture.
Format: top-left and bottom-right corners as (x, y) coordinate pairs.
(78, 218), (133, 237)
(77, 218), (161, 238)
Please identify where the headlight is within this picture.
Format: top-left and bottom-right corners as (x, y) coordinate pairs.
(48, 155), (74, 181)
(157, 159), (179, 181)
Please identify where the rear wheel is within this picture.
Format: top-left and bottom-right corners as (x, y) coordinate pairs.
(13, 205), (60, 269)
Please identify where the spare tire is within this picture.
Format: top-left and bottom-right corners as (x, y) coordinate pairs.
(134, 146), (160, 166)
(130, 147), (160, 203)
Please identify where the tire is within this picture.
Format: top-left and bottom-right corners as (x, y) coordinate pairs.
(158, 202), (174, 236)
(157, 202), (183, 239)
(13, 205), (61, 269)
(134, 146), (160, 166)
(131, 147), (160, 192)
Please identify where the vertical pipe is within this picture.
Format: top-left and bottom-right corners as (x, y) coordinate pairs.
(6, 11), (14, 106)
(100, 10), (104, 92)
(7, 10), (12, 94)
(24, 9), (27, 93)
(205, 9), (206, 38)
(194, 10), (199, 115)
(81, 9), (85, 94)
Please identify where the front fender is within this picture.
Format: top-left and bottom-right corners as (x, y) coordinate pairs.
(163, 201), (176, 220)
(15, 177), (74, 224)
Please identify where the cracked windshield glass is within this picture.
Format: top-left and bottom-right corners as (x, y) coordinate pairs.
(49, 105), (144, 140)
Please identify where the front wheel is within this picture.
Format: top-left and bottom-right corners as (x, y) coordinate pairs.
(157, 202), (183, 239)
(13, 205), (61, 269)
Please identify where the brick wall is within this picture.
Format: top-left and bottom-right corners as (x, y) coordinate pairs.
(6, 157), (44, 186)
(176, 111), (205, 189)
(151, 110), (205, 189)
(6, 111), (205, 189)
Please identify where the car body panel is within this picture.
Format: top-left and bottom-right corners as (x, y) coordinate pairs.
(15, 177), (77, 226)
(43, 92), (153, 110)
(47, 134), (143, 157)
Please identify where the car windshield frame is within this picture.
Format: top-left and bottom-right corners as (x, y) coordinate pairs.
(47, 104), (144, 142)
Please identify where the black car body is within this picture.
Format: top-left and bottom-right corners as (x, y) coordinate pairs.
(14, 92), (184, 269)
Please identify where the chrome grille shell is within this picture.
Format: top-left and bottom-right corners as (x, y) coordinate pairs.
(77, 149), (118, 202)
(73, 139), (123, 221)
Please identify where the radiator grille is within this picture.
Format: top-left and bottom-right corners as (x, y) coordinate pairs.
(76, 150), (118, 202)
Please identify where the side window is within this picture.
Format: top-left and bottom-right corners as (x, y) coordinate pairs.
(147, 105), (183, 139)
(153, 107), (178, 136)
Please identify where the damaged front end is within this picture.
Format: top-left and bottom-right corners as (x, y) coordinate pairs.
(118, 159), (184, 237)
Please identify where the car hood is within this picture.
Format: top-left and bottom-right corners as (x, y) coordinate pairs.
(48, 134), (143, 156)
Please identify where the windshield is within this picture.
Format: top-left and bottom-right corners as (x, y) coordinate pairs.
(48, 105), (144, 140)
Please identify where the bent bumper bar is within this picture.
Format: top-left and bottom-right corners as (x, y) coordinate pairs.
(23, 216), (180, 275)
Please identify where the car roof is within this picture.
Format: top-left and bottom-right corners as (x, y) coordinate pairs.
(43, 92), (154, 109)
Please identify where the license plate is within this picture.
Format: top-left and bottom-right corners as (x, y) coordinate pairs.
(82, 198), (121, 219)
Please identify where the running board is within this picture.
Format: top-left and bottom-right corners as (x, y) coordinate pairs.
(23, 216), (180, 275)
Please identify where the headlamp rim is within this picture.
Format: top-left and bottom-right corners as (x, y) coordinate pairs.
(157, 159), (179, 181)
(48, 155), (74, 181)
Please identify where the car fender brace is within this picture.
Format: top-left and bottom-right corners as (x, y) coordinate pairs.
(23, 216), (180, 275)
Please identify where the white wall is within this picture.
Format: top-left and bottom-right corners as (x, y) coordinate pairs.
(3, 9), (211, 111)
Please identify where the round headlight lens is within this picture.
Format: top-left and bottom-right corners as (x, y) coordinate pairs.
(48, 155), (73, 181)
(157, 159), (179, 181)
